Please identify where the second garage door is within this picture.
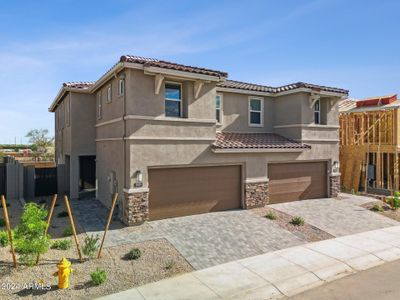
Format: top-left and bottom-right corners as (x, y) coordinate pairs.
(148, 165), (242, 220)
(268, 161), (327, 204)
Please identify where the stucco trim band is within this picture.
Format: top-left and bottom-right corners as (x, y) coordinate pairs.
(124, 115), (217, 124)
(124, 136), (215, 141)
(123, 187), (150, 193)
(96, 117), (123, 127)
(216, 87), (346, 98)
(245, 177), (270, 184)
(96, 138), (124, 142)
(274, 124), (340, 129)
(296, 139), (340, 143)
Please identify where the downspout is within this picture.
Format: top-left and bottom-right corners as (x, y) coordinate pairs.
(114, 70), (126, 219)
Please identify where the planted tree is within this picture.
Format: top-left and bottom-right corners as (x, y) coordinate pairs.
(14, 203), (50, 266)
(25, 129), (54, 161)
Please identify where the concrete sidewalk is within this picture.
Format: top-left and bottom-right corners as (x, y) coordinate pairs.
(98, 225), (400, 300)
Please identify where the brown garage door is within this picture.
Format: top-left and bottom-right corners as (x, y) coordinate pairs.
(268, 162), (327, 204)
(148, 165), (241, 220)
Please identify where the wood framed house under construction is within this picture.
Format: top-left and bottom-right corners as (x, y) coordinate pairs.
(339, 94), (400, 195)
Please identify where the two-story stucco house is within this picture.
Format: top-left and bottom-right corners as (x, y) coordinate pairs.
(49, 55), (347, 225)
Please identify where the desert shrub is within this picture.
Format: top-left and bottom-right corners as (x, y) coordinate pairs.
(0, 230), (9, 247)
(372, 203), (384, 212)
(290, 216), (305, 226)
(0, 218), (6, 227)
(265, 211), (277, 220)
(90, 268), (107, 285)
(13, 203), (50, 266)
(126, 248), (142, 260)
(82, 234), (100, 259)
(57, 211), (68, 218)
(164, 260), (175, 270)
(63, 227), (73, 237)
(51, 239), (72, 250)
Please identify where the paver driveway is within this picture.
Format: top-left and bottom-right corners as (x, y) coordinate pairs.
(72, 199), (303, 269)
(270, 194), (399, 237)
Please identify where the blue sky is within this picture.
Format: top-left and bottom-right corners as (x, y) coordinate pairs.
(0, 0), (399, 143)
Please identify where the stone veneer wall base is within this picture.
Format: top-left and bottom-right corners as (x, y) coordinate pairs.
(330, 174), (340, 198)
(245, 181), (269, 208)
(123, 191), (149, 226)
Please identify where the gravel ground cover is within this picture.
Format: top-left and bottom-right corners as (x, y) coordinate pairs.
(0, 236), (193, 300)
(251, 206), (334, 242)
(362, 200), (400, 222)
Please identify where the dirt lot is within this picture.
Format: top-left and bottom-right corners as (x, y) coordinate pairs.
(0, 197), (193, 299)
(362, 201), (400, 222)
(251, 206), (334, 242)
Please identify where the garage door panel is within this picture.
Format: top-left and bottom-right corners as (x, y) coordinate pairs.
(268, 162), (327, 204)
(149, 165), (241, 220)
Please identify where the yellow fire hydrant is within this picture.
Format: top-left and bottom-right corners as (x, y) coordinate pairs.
(53, 257), (73, 289)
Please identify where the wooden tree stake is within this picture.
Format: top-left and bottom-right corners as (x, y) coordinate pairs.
(64, 195), (83, 262)
(97, 193), (119, 258)
(36, 194), (57, 265)
(1, 195), (17, 267)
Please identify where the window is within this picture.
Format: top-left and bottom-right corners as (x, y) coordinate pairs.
(314, 99), (320, 124)
(248, 97), (263, 126)
(107, 85), (112, 103)
(97, 92), (102, 120)
(118, 79), (125, 96)
(65, 96), (70, 126)
(165, 82), (182, 117)
(216, 94), (222, 123)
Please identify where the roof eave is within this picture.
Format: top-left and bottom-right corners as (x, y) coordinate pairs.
(211, 147), (308, 153)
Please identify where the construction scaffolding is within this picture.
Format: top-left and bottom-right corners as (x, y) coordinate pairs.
(340, 98), (400, 195)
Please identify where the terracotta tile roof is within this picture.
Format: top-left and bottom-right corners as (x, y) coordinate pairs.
(217, 80), (348, 95)
(213, 132), (311, 150)
(63, 82), (95, 89)
(120, 55), (228, 78)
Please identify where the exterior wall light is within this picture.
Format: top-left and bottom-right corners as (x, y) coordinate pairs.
(332, 161), (339, 173)
(134, 170), (143, 187)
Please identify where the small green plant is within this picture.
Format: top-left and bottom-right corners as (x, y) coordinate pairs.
(164, 260), (175, 270)
(82, 234), (100, 259)
(57, 211), (69, 218)
(372, 203), (384, 212)
(0, 218), (6, 227)
(13, 203), (50, 266)
(126, 248), (142, 260)
(265, 211), (277, 220)
(90, 268), (107, 285)
(51, 239), (72, 250)
(63, 227), (73, 237)
(0, 230), (9, 247)
(290, 216), (305, 226)
(389, 192), (400, 210)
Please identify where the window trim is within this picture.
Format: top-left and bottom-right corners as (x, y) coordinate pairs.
(248, 96), (264, 127)
(118, 79), (125, 97)
(164, 81), (183, 118)
(97, 92), (102, 120)
(107, 84), (112, 103)
(314, 99), (320, 124)
(216, 93), (223, 125)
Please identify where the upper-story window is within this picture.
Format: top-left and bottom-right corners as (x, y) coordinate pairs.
(107, 84), (112, 103)
(97, 92), (102, 120)
(248, 97), (263, 127)
(118, 79), (125, 96)
(314, 99), (320, 124)
(165, 82), (182, 117)
(216, 94), (222, 124)
(65, 96), (70, 127)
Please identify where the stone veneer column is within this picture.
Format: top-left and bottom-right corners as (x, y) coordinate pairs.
(329, 173), (340, 198)
(244, 179), (269, 208)
(122, 188), (149, 226)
